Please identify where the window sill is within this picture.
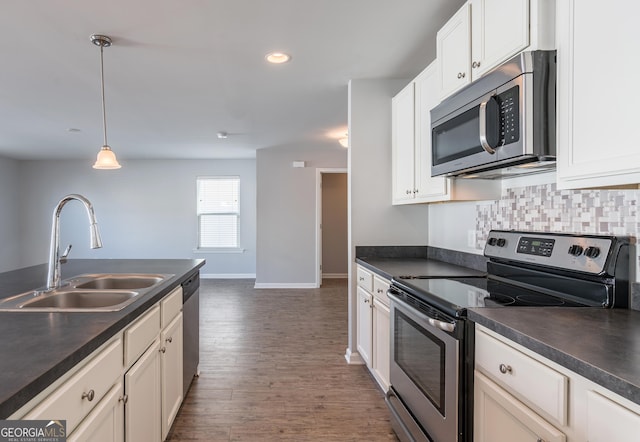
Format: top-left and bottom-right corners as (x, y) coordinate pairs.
(193, 248), (246, 254)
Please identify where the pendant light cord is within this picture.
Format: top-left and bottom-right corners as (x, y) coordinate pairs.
(99, 44), (108, 147)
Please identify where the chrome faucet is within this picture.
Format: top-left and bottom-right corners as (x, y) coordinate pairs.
(46, 194), (103, 290)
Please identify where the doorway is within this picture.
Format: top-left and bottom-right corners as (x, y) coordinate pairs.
(315, 168), (348, 287)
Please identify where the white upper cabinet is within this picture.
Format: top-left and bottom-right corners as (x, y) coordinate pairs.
(438, 0), (555, 99)
(556, 0), (640, 189)
(392, 82), (418, 203)
(437, 3), (472, 98)
(392, 61), (500, 204)
(471, 0), (530, 78)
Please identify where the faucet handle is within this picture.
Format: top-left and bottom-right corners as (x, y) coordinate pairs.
(59, 244), (73, 263)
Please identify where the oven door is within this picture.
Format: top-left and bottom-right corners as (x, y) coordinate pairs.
(388, 290), (462, 442)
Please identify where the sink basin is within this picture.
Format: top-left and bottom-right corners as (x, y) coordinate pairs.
(20, 290), (139, 310)
(73, 274), (166, 290)
(0, 272), (174, 312)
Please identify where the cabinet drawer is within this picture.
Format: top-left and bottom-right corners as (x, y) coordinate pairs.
(587, 390), (640, 442)
(125, 305), (161, 367)
(475, 329), (568, 426)
(372, 275), (390, 307)
(161, 286), (183, 328)
(356, 266), (373, 292)
(25, 337), (123, 435)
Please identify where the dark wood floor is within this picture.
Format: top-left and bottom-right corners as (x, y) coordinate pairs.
(167, 278), (397, 441)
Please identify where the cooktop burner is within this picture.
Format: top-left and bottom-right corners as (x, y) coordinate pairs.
(391, 276), (589, 317)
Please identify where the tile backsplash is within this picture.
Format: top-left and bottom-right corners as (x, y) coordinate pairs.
(476, 183), (640, 244)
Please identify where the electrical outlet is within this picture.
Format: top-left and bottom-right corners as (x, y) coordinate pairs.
(467, 230), (477, 248)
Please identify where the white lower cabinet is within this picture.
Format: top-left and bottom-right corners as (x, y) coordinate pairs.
(475, 324), (640, 442)
(474, 371), (566, 442)
(24, 337), (124, 435)
(69, 382), (125, 442)
(356, 265), (391, 392)
(372, 297), (390, 391)
(161, 312), (184, 440)
(125, 338), (162, 442)
(356, 286), (373, 367)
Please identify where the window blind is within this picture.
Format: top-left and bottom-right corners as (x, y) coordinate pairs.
(197, 176), (240, 248)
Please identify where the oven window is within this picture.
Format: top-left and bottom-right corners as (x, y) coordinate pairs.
(432, 106), (484, 165)
(394, 310), (446, 414)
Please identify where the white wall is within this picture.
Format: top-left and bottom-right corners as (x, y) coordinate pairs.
(0, 157), (22, 272)
(255, 146), (347, 287)
(346, 78), (430, 362)
(15, 159), (256, 277)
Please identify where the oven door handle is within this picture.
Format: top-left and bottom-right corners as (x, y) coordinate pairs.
(388, 289), (457, 333)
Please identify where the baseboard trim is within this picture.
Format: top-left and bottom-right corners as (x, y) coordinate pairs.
(254, 282), (319, 289)
(201, 273), (256, 279)
(322, 273), (348, 279)
(344, 347), (365, 365)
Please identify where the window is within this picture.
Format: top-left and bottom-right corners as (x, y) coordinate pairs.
(197, 176), (240, 249)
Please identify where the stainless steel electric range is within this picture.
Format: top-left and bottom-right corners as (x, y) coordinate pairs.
(386, 230), (631, 442)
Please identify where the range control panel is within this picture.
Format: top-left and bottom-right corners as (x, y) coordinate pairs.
(484, 230), (616, 274)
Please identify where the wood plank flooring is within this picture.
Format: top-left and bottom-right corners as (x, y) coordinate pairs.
(167, 278), (397, 441)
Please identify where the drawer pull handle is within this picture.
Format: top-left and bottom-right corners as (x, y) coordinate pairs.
(499, 364), (513, 374)
(160, 346), (166, 354)
(118, 394), (129, 404)
(82, 389), (95, 402)
(166, 336), (173, 343)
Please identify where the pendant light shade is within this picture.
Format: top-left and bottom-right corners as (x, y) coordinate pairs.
(90, 34), (121, 170)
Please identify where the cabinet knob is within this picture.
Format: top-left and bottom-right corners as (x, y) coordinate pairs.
(457, 72), (466, 79)
(359, 277), (364, 281)
(364, 299), (369, 304)
(166, 336), (173, 344)
(377, 289), (383, 294)
(82, 389), (95, 402)
(160, 346), (167, 354)
(472, 61), (481, 69)
(118, 394), (129, 404)
(499, 363), (513, 374)
(406, 189), (411, 195)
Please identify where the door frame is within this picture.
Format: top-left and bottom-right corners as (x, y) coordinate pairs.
(315, 168), (348, 287)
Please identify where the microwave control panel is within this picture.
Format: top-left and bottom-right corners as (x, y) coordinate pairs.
(497, 86), (520, 145)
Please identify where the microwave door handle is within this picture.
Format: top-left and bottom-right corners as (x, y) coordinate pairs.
(479, 97), (500, 154)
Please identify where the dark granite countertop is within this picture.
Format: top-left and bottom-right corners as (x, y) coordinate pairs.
(469, 308), (640, 406)
(0, 259), (205, 418)
(356, 257), (486, 280)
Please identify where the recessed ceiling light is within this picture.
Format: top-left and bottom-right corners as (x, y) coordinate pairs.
(265, 52), (291, 64)
(67, 128), (81, 133)
(217, 131), (228, 139)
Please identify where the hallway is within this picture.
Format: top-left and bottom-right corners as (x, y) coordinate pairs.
(167, 278), (397, 441)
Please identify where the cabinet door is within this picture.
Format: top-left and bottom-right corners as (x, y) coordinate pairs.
(356, 287), (373, 367)
(125, 338), (162, 442)
(471, 0), (530, 79)
(68, 382), (124, 442)
(161, 312), (184, 440)
(557, 0), (640, 188)
(372, 298), (390, 392)
(392, 82), (416, 203)
(437, 3), (471, 98)
(586, 390), (640, 442)
(474, 372), (566, 442)
(413, 62), (449, 201)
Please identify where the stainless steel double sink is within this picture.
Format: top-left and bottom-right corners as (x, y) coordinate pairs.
(0, 273), (173, 312)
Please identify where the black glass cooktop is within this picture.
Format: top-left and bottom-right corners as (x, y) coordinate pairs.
(393, 276), (590, 318)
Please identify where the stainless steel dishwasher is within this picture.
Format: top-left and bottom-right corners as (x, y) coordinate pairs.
(182, 271), (200, 397)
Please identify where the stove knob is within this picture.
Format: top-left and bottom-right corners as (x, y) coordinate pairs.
(488, 237), (497, 246)
(568, 245), (584, 256)
(584, 246), (601, 258)
(496, 238), (506, 247)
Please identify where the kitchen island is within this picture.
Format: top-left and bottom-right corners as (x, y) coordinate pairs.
(0, 258), (204, 419)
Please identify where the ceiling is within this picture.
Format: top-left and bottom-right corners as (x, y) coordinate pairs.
(0, 0), (464, 161)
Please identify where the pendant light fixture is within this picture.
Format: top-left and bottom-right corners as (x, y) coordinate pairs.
(90, 34), (121, 169)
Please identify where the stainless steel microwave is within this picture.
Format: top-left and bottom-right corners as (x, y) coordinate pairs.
(430, 51), (556, 179)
